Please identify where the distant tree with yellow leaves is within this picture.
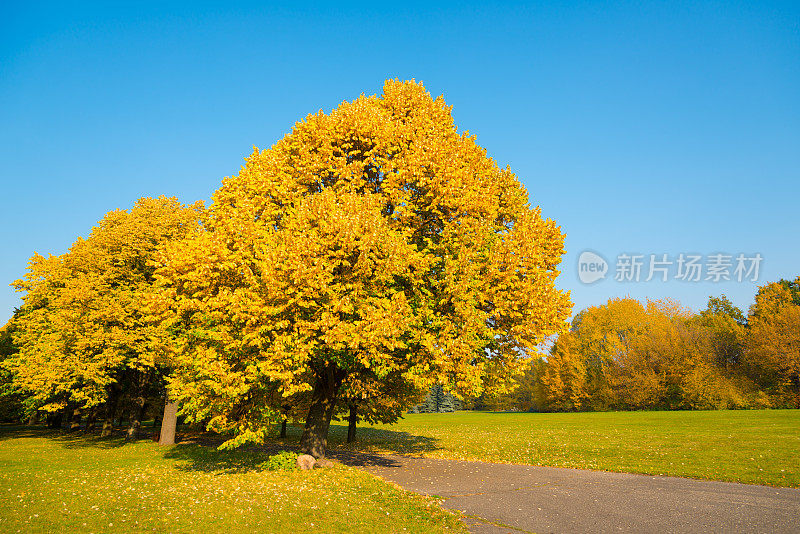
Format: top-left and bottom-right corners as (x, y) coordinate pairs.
(745, 277), (800, 406)
(8, 196), (202, 438)
(559, 297), (746, 410)
(539, 334), (589, 411)
(567, 297), (651, 409)
(157, 80), (572, 456)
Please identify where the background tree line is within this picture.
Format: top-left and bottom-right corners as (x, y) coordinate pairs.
(479, 284), (800, 412)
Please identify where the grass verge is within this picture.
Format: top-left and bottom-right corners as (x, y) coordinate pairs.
(315, 410), (800, 487)
(0, 427), (466, 533)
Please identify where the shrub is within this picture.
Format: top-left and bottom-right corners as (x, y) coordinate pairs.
(261, 450), (298, 471)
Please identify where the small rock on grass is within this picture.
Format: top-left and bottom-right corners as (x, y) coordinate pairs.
(296, 454), (316, 470)
(314, 458), (335, 468)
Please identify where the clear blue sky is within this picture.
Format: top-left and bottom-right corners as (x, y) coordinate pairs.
(2, 1), (798, 323)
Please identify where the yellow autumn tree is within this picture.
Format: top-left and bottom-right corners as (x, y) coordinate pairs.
(8, 196), (202, 438)
(539, 334), (589, 411)
(567, 297), (738, 409)
(157, 80), (572, 456)
(690, 295), (746, 372)
(745, 277), (800, 406)
(567, 297), (650, 409)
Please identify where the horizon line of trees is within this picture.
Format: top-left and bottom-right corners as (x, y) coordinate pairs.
(477, 283), (800, 413)
(2, 216), (797, 437)
(3, 266), (799, 435)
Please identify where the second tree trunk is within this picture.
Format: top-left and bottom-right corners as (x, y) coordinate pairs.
(299, 365), (346, 458)
(158, 397), (178, 445)
(347, 404), (357, 443)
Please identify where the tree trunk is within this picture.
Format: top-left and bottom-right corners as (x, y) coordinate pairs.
(126, 399), (148, 440)
(101, 419), (114, 437)
(85, 408), (98, 432)
(280, 419), (287, 438)
(347, 403), (357, 443)
(126, 418), (141, 440)
(62, 405), (72, 429)
(27, 410), (39, 426)
(69, 408), (82, 431)
(158, 397), (178, 446)
(47, 411), (63, 429)
(299, 365), (346, 458)
(101, 384), (122, 437)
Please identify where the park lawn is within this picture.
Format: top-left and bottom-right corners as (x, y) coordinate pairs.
(322, 410), (800, 487)
(0, 428), (466, 534)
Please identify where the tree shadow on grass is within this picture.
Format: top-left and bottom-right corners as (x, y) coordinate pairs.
(0, 424), (149, 449)
(50, 431), (132, 449)
(0, 422), (440, 473)
(0, 425), (49, 441)
(161, 442), (294, 474)
(161, 440), (405, 473)
(326, 423), (441, 457)
(225, 421), (442, 457)
(162, 425), (440, 473)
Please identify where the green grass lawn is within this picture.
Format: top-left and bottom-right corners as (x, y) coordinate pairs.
(0, 428), (466, 534)
(3, 411), (797, 533)
(320, 410), (800, 487)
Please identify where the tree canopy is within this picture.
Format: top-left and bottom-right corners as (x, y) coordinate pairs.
(157, 79), (572, 455)
(7, 196), (202, 434)
(745, 277), (800, 403)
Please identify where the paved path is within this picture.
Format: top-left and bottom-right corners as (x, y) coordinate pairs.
(330, 452), (800, 533)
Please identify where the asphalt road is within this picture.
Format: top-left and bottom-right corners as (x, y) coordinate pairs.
(331, 452), (800, 533)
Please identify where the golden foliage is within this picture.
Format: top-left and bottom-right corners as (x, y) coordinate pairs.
(8, 197), (202, 412)
(539, 335), (588, 411)
(157, 80), (572, 446)
(510, 295), (755, 412)
(745, 278), (800, 405)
